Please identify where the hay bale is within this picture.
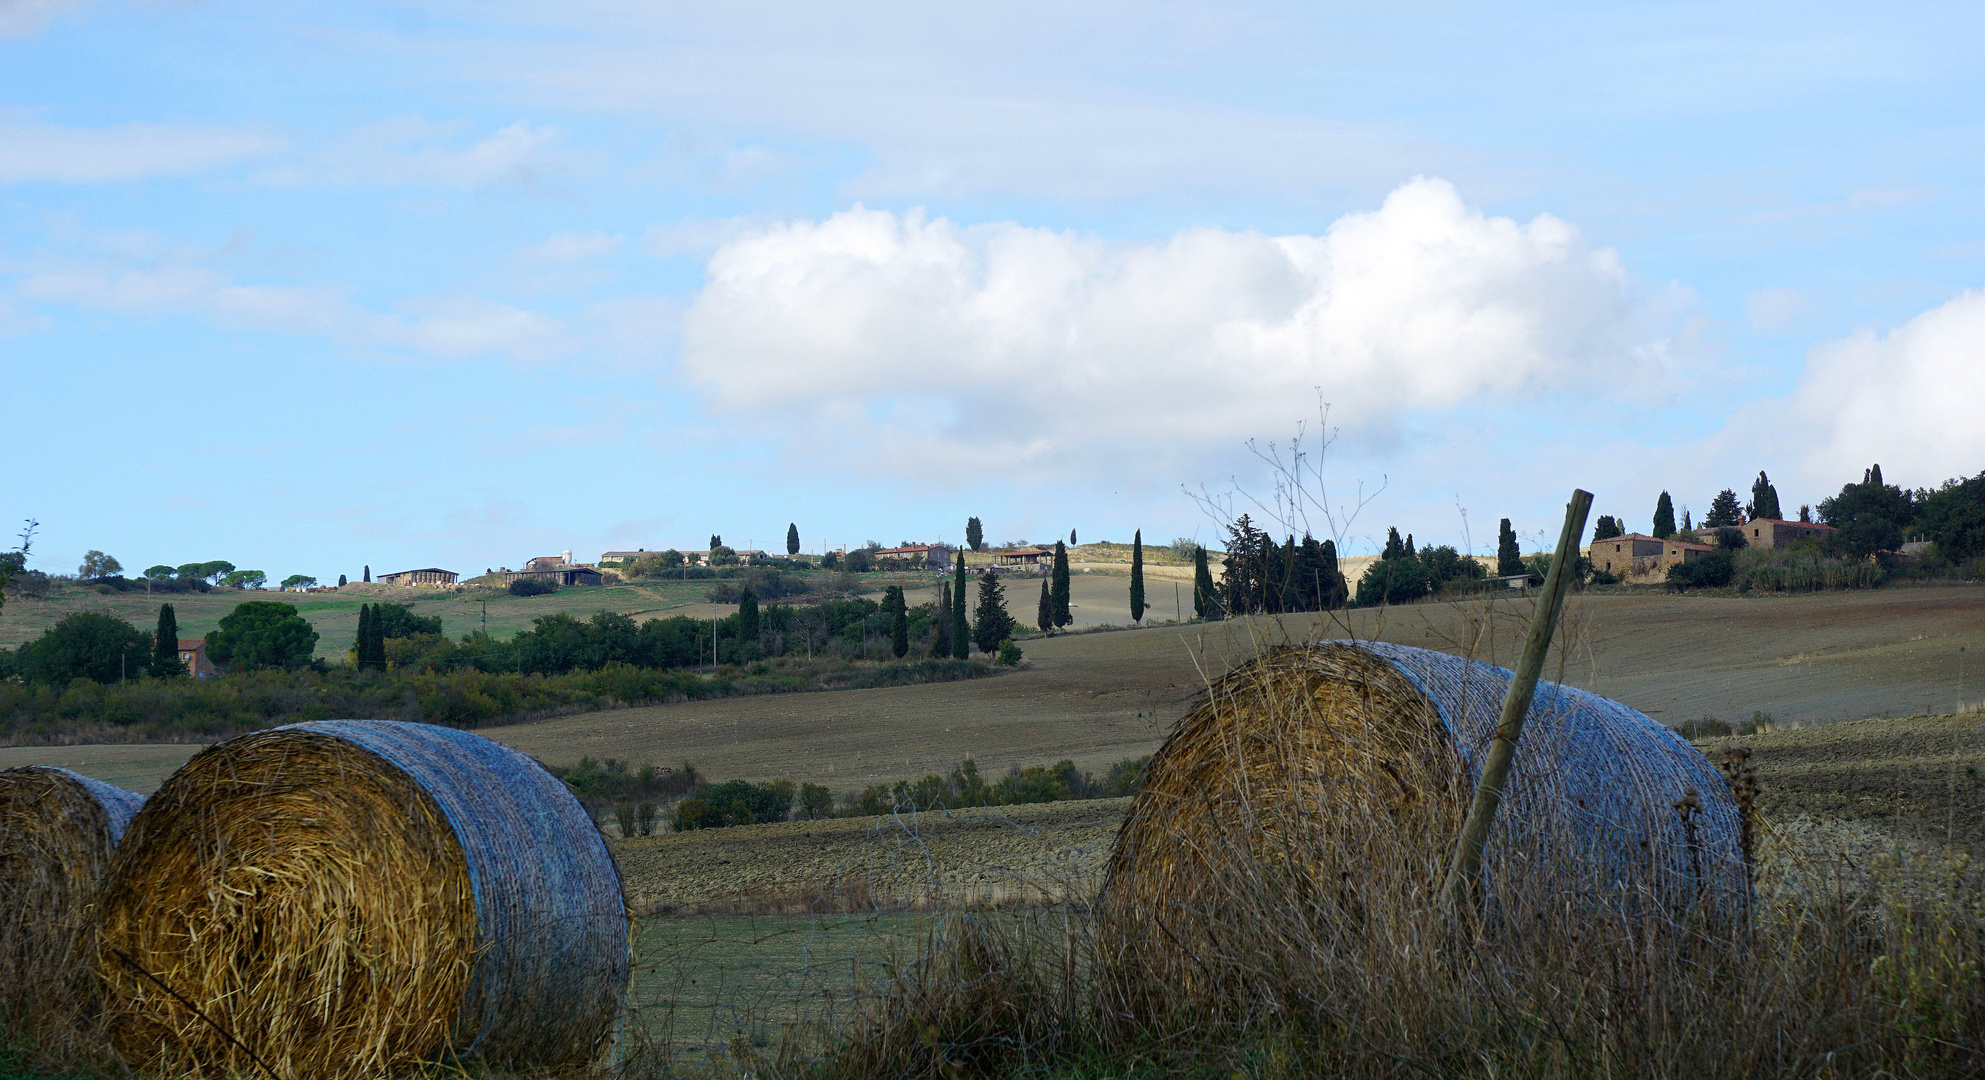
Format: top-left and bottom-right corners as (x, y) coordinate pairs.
(95, 720), (628, 1078)
(0, 767), (145, 1062)
(1101, 641), (1747, 985)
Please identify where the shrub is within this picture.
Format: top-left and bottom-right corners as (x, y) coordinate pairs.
(995, 639), (1023, 666)
(507, 577), (557, 596)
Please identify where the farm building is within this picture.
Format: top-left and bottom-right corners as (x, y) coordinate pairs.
(993, 547), (1051, 566)
(378, 567), (459, 587)
(176, 638), (220, 678)
(1589, 534), (1713, 583)
(503, 566), (604, 587)
(1742, 517), (1838, 549)
(598, 550), (660, 566)
(873, 544), (950, 568)
(525, 551), (574, 571)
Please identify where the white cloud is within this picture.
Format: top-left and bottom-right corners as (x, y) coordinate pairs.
(0, 111), (278, 183)
(678, 178), (1681, 477)
(1752, 289), (1985, 491)
(1746, 287), (1808, 333)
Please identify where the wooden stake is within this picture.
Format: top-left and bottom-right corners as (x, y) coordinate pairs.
(1442, 488), (1593, 916)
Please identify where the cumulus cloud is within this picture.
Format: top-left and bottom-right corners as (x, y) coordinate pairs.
(678, 178), (1682, 478)
(0, 111), (278, 183)
(1751, 289), (1985, 492)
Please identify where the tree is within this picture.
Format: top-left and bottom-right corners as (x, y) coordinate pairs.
(885, 586), (909, 658)
(1593, 515), (1623, 541)
(338, 574), (347, 587)
(737, 586), (760, 647)
(353, 604), (377, 667)
(1355, 550), (1430, 607)
(1914, 471), (1985, 563)
(1497, 518), (1523, 576)
(1750, 471), (1782, 521)
(1818, 466), (1916, 557)
(1383, 527), (1406, 561)
(842, 548), (871, 573)
(78, 550), (122, 580)
(1220, 515), (1275, 615)
(932, 585), (952, 657)
(710, 534), (723, 550)
(362, 564), (371, 583)
(152, 604), (185, 677)
(1050, 541), (1072, 629)
(951, 551), (970, 658)
(13, 611), (153, 684)
(1317, 538), (1348, 609)
(1192, 545), (1219, 620)
(1682, 508), (1693, 532)
(0, 519), (36, 617)
(281, 574), (317, 589)
(966, 517), (984, 552)
(207, 601), (319, 670)
(221, 569), (268, 590)
(1037, 578), (1053, 633)
(1128, 529), (1146, 624)
(786, 523), (800, 556)
(822, 550), (841, 571)
(972, 571), (1015, 653)
(1652, 492), (1676, 539)
(144, 564), (176, 581)
(1070, 528), (1078, 546)
(1705, 488), (1743, 529)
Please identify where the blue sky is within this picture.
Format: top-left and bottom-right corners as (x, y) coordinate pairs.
(4, 1), (1983, 581)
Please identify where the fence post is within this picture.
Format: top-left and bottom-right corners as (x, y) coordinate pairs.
(1442, 488), (1593, 916)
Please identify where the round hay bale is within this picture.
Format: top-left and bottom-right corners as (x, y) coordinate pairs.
(0, 767), (145, 1061)
(95, 720), (628, 1078)
(1101, 641), (1747, 990)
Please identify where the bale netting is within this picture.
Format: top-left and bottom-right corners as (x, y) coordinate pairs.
(95, 720), (628, 1078)
(1099, 640), (1748, 999)
(0, 767), (144, 1063)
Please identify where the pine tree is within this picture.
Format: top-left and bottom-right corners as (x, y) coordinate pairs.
(966, 517), (984, 552)
(1193, 545), (1220, 620)
(786, 523), (800, 556)
(363, 564), (371, 583)
(1749, 472), (1782, 522)
(1128, 530), (1146, 624)
(1037, 578), (1053, 633)
(972, 571), (1015, 653)
(1705, 488), (1743, 528)
(1652, 492), (1676, 539)
(887, 586), (909, 658)
(153, 604), (184, 677)
(1051, 541), (1072, 629)
(1497, 519), (1523, 576)
(951, 551), (970, 658)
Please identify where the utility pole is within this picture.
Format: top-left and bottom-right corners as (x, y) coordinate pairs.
(1175, 581), (1181, 622)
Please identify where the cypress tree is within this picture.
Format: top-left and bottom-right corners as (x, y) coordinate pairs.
(1404, 533), (1416, 559)
(887, 586), (908, 658)
(1683, 508), (1693, 531)
(338, 573), (347, 587)
(738, 586), (760, 646)
(951, 551), (970, 658)
(972, 571), (1015, 653)
(354, 604), (372, 667)
(153, 604), (183, 676)
(932, 587), (952, 657)
(1051, 541), (1072, 629)
(1593, 515), (1623, 541)
(1497, 519), (1523, 576)
(966, 517), (984, 552)
(1193, 545), (1220, 620)
(1129, 529), (1146, 624)
(1750, 471), (1782, 521)
(1652, 492), (1676, 539)
(786, 523), (800, 556)
(1867, 464), (1884, 487)
(1070, 528), (1077, 546)
(367, 605), (386, 668)
(1037, 578), (1053, 633)
(1383, 527), (1406, 560)
(363, 564), (371, 583)
(1320, 538), (1345, 609)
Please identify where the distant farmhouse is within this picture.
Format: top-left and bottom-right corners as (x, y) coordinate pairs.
(1741, 518), (1838, 549)
(503, 550), (603, 587)
(598, 550), (655, 567)
(378, 567), (458, 587)
(873, 544), (950, 569)
(177, 637), (220, 679)
(993, 547), (1052, 566)
(1589, 534), (1714, 583)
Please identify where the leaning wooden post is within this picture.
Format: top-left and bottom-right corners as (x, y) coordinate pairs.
(1441, 488), (1593, 916)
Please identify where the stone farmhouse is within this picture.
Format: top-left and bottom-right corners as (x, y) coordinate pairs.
(1588, 533), (1714, 583)
(176, 637), (220, 678)
(1740, 518), (1838, 549)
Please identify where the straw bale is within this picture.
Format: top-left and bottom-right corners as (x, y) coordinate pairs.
(1102, 641), (1748, 984)
(0, 767), (144, 1062)
(95, 720), (628, 1078)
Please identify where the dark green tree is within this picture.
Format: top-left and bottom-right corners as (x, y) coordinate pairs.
(1914, 471), (1985, 563)
(786, 523), (800, 556)
(1383, 526), (1406, 561)
(1050, 541), (1072, 629)
(206, 601), (319, 670)
(13, 612), (153, 685)
(931, 586), (952, 657)
(1037, 578), (1053, 633)
(1592, 515), (1623, 541)
(737, 586), (760, 646)
(1750, 471), (1782, 521)
(1355, 551), (1430, 607)
(353, 604), (373, 666)
(1318, 538), (1348, 609)
(951, 551), (970, 658)
(966, 517), (984, 552)
(1192, 545), (1220, 620)
(1128, 529), (1146, 624)
(1652, 492), (1676, 539)
(972, 571), (1015, 653)
(1069, 528), (1077, 546)
(1867, 464), (1884, 487)
(1497, 518), (1523, 576)
(885, 586), (909, 658)
(152, 604), (185, 677)
(710, 534), (723, 549)
(362, 564), (370, 583)
(1705, 488), (1743, 528)
(1818, 466), (1916, 557)
(374, 603), (442, 640)
(338, 574), (347, 587)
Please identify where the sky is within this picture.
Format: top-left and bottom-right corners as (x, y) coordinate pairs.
(4, 1), (1984, 582)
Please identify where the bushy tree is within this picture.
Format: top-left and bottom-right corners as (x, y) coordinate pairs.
(1420, 545), (1484, 590)
(1705, 488), (1743, 528)
(1592, 515), (1623, 541)
(206, 601), (318, 670)
(12, 611), (154, 684)
(1818, 464), (1916, 557)
(1497, 518), (1523, 576)
(153, 604), (185, 677)
(280, 574), (316, 589)
(1192, 545), (1219, 620)
(1750, 471), (1782, 521)
(1050, 542), (1072, 629)
(1666, 551), (1734, 591)
(78, 550), (122, 580)
(972, 571), (1015, 653)
(1652, 492), (1676, 539)
(1220, 515), (1276, 615)
(966, 516), (984, 552)
(952, 551), (970, 658)
(786, 523), (800, 556)
(1914, 471), (1985, 562)
(221, 569), (268, 590)
(1129, 529), (1146, 624)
